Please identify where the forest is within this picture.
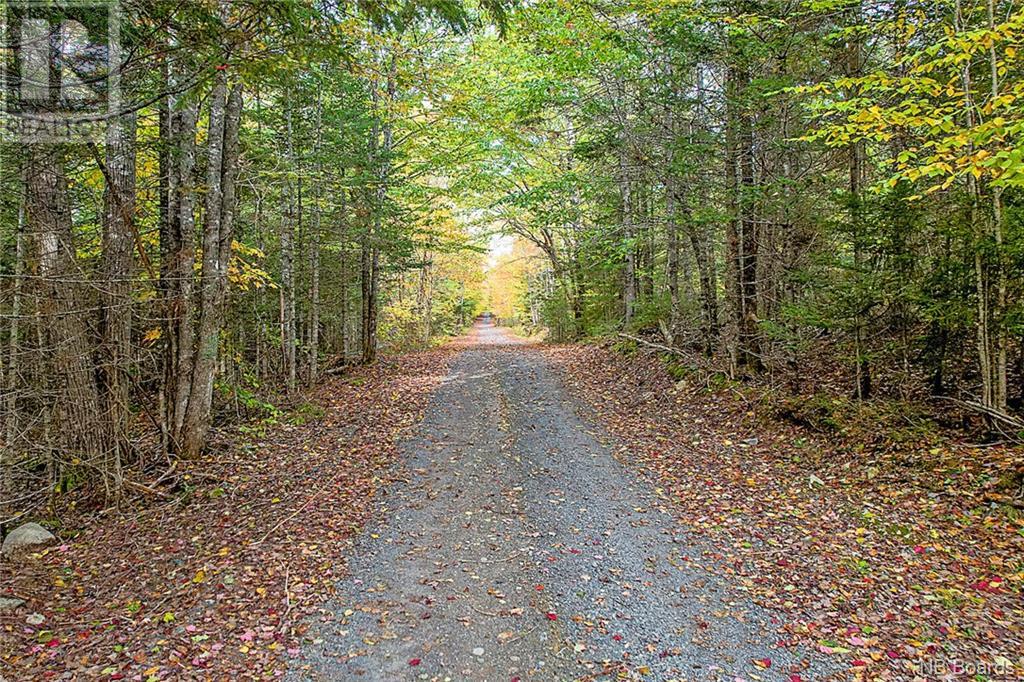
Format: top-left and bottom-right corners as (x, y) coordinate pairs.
(3, 0), (1024, 509)
(1, 0), (1023, 679)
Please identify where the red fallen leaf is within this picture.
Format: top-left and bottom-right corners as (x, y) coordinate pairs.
(612, 634), (623, 641)
(852, 660), (867, 667)
(545, 612), (557, 621)
(886, 650), (900, 659)
(534, 584), (544, 591)
(753, 658), (771, 668)
(408, 658), (421, 666)
(913, 545), (925, 554)
(970, 578), (1002, 593)
(789, 676), (803, 682)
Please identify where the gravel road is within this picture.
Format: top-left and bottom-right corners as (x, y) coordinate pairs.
(294, 323), (840, 681)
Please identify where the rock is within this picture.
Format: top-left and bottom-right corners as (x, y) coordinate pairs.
(1, 522), (57, 558)
(0, 597), (25, 611)
(25, 613), (44, 626)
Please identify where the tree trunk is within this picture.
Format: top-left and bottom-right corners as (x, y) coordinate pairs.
(724, 63), (743, 372)
(363, 238), (380, 364)
(986, 0), (1008, 411)
(360, 216), (374, 363)
(28, 145), (111, 491)
(339, 173), (349, 361)
(735, 63), (761, 372)
(181, 76), (243, 457)
(307, 92), (323, 384)
(161, 79), (199, 454)
(361, 53), (394, 365)
(955, 0), (1002, 413)
(619, 146), (636, 325)
(683, 220), (719, 357)
(100, 108), (137, 483)
(848, 2), (871, 399)
(281, 102), (298, 388)
(3, 161), (28, 526)
(666, 172), (680, 336)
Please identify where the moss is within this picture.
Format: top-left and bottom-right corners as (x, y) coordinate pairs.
(288, 401), (327, 426)
(665, 360), (692, 381)
(611, 339), (638, 356)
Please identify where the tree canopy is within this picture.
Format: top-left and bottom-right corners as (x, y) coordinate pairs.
(2, 0), (1023, 508)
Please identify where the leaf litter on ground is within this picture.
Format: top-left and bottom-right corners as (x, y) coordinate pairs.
(0, 348), (456, 680)
(543, 343), (1023, 681)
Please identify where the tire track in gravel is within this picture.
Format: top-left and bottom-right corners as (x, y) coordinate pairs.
(292, 323), (841, 681)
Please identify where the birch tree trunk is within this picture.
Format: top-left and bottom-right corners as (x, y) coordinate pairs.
(181, 77), (243, 456)
(955, 0), (1000, 414)
(986, 0), (1007, 411)
(281, 102), (298, 387)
